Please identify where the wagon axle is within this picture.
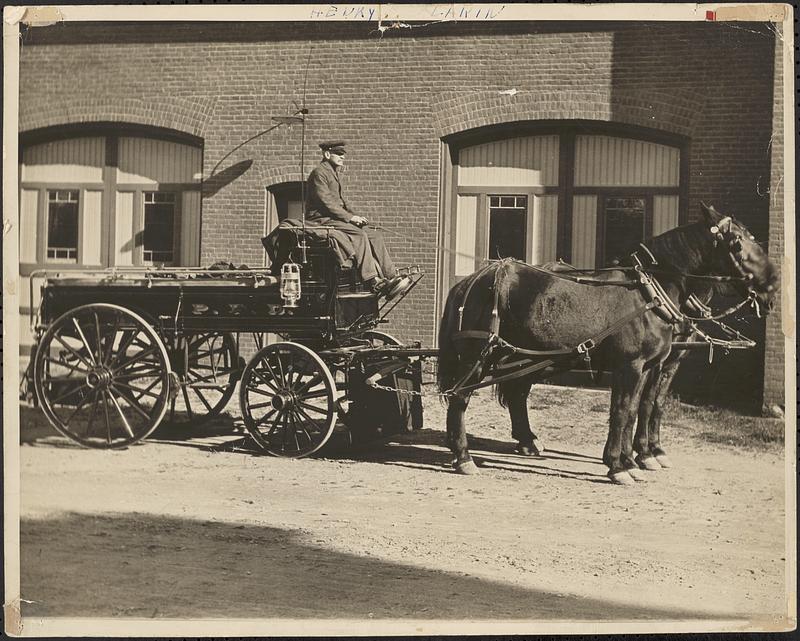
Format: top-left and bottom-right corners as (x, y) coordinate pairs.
(85, 366), (114, 390)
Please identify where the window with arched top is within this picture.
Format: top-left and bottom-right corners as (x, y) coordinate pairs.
(18, 127), (203, 350)
(20, 131), (202, 270)
(443, 124), (687, 295)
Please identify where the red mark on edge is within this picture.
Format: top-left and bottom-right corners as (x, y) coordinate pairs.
(706, 10), (716, 21)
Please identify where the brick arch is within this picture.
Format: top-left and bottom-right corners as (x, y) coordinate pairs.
(431, 88), (704, 139)
(19, 95), (218, 139)
(261, 168), (306, 188)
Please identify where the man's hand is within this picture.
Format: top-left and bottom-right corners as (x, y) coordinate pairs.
(350, 215), (369, 227)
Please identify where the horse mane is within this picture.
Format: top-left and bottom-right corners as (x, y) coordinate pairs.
(645, 221), (712, 274)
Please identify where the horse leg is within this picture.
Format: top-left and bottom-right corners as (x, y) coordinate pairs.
(446, 392), (478, 475)
(647, 353), (684, 469)
(605, 361), (648, 485)
(633, 364), (664, 471)
(502, 379), (543, 455)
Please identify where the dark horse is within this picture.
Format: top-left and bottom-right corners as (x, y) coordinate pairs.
(437, 204), (778, 485)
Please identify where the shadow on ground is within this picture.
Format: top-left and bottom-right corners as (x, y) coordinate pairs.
(20, 403), (609, 484)
(21, 511), (728, 621)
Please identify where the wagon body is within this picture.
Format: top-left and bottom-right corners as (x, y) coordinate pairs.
(29, 227), (424, 455)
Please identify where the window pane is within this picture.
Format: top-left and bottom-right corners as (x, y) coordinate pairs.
(143, 192), (175, 263)
(47, 190), (79, 260)
(604, 197), (645, 264)
(488, 194), (527, 261)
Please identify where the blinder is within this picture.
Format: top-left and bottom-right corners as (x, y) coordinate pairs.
(709, 216), (755, 284)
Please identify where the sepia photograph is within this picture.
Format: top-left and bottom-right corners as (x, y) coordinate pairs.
(3, 3), (796, 636)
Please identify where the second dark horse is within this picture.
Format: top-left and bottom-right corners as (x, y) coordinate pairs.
(437, 204), (778, 485)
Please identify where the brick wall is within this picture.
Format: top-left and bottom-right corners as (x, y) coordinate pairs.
(18, 21), (782, 405)
(762, 22), (786, 411)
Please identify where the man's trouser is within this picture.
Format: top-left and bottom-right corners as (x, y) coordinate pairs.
(307, 217), (396, 282)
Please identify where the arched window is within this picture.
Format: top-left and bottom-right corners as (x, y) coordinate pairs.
(20, 129), (203, 270)
(443, 123), (687, 292)
(19, 127), (203, 351)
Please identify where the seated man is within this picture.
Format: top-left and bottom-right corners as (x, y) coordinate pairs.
(306, 140), (410, 298)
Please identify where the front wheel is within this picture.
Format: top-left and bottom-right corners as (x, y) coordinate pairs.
(239, 342), (337, 458)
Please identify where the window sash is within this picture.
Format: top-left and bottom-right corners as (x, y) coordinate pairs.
(46, 190), (80, 262)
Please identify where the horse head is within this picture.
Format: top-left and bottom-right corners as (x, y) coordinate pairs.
(700, 202), (779, 314)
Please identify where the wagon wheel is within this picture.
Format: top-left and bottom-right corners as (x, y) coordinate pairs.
(239, 342), (337, 458)
(160, 332), (240, 430)
(33, 303), (171, 449)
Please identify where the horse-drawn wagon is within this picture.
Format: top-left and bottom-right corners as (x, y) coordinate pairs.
(26, 204), (777, 485)
(27, 225), (425, 455)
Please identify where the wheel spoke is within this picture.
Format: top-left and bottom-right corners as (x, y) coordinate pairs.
(182, 386), (195, 419)
(190, 387), (214, 412)
(289, 412), (301, 452)
(93, 311), (103, 363)
(113, 380), (162, 400)
(275, 352), (287, 386)
(251, 367), (280, 393)
(280, 412), (289, 452)
(245, 386), (274, 398)
(53, 334), (94, 370)
(111, 330), (138, 366)
(299, 389), (330, 401)
(254, 408), (278, 427)
(71, 317), (98, 365)
(110, 384), (153, 421)
(294, 373), (323, 396)
(248, 400), (276, 410)
(187, 367), (224, 384)
(51, 381), (90, 405)
(113, 344), (159, 374)
(102, 314), (120, 365)
(132, 376), (161, 401)
(61, 387), (95, 427)
(114, 366), (163, 380)
(264, 410), (286, 438)
(85, 390), (101, 436)
(106, 389), (136, 438)
(294, 405), (325, 436)
(101, 390), (112, 444)
(42, 356), (91, 377)
(298, 400), (330, 417)
(290, 409), (313, 442)
(260, 357), (283, 389)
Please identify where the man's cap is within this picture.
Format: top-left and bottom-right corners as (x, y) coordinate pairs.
(319, 141), (346, 154)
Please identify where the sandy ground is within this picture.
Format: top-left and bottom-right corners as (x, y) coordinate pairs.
(15, 383), (791, 632)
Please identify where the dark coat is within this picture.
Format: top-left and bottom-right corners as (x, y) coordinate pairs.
(305, 160), (354, 223)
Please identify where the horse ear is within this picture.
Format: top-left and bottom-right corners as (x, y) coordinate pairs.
(699, 201), (721, 225)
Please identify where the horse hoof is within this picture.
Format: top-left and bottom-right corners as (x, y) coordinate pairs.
(638, 457), (661, 471)
(516, 442), (540, 456)
(609, 471), (636, 486)
(456, 460), (479, 475)
(626, 467), (647, 482)
(655, 454), (673, 469)
(532, 439), (544, 454)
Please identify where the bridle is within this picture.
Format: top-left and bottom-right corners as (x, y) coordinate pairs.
(635, 216), (766, 320)
(707, 215), (765, 318)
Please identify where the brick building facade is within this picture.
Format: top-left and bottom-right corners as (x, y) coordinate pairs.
(17, 20), (786, 410)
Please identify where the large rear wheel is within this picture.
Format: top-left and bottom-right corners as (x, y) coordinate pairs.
(239, 342), (337, 457)
(33, 303), (171, 448)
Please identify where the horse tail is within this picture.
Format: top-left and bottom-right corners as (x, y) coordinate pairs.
(437, 282), (464, 396)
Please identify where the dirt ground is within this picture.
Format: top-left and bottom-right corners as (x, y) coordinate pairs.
(15, 383), (792, 632)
